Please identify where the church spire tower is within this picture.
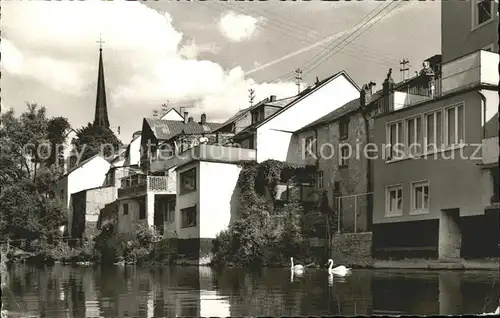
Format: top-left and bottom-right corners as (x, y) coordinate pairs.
(93, 34), (110, 128)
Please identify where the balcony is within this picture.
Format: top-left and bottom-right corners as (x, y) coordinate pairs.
(441, 50), (499, 94)
(150, 144), (257, 172)
(118, 174), (174, 198)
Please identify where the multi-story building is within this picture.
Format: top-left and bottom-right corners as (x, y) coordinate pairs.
(371, 0), (499, 260)
(293, 82), (379, 234)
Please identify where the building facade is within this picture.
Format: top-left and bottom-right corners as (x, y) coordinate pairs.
(293, 83), (378, 234)
(371, 48), (499, 259)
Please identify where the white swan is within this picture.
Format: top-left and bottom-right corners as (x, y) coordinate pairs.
(327, 259), (351, 277)
(290, 257), (304, 275)
(480, 305), (499, 316)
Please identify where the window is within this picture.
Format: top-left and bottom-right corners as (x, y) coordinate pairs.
(304, 136), (315, 157)
(339, 145), (349, 167)
(405, 116), (423, 156)
(424, 110), (443, 152)
(139, 199), (146, 220)
(179, 168), (196, 194)
(386, 121), (404, 160)
(339, 118), (349, 140)
(472, 0), (493, 28)
(316, 171), (324, 189)
(445, 104), (465, 146)
(385, 185), (403, 216)
(181, 205), (197, 228)
(123, 203), (129, 216)
(411, 181), (430, 214)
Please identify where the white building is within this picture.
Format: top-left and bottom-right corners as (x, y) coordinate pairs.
(55, 154), (112, 236)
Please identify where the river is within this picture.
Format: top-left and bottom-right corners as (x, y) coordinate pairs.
(1, 264), (499, 317)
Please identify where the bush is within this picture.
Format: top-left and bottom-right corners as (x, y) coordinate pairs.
(93, 223), (163, 265)
(212, 203), (304, 268)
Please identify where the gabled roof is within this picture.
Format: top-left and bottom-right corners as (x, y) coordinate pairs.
(216, 106), (252, 131)
(296, 91), (382, 133)
(65, 153), (110, 176)
(253, 71), (360, 130)
(160, 108), (184, 121)
(263, 96), (298, 108)
(215, 95), (297, 133)
(144, 118), (223, 141)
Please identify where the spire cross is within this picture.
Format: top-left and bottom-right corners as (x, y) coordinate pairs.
(96, 34), (105, 50)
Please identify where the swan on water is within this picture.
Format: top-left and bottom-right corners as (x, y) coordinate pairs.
(290, 257), (304, 275)
(327, 259), (351, 277)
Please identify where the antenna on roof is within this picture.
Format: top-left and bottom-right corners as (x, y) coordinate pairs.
(399, 58), (410, 81)
(295, 68), (303, 94)
(248, 88), (255, 107)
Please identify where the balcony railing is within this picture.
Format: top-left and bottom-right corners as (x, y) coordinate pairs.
(118, 174), (172, 198)
(441, 50), (499, 94)
(151, 144), (257, 172)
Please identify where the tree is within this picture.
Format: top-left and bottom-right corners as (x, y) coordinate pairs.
(0, 103), (67, 241)
(72, 123), (122, 162)
(47, 117), (71, 166)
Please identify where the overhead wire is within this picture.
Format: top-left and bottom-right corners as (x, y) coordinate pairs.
(301, 1), (405, 79)
(197, 0), (401, 76)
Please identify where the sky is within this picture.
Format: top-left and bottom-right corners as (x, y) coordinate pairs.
(1, 0), (441, 143)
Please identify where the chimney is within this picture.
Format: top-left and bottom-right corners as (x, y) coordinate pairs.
(200, 113), (207, 125)
(188, 116), (194, 123)
(183, 112), (188, 124)
(269, 95), (276, 102)
(360, 81), (376, 107)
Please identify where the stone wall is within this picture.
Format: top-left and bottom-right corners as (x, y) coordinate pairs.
(294, 108), (375, 233)
(330, 232), (373, 267)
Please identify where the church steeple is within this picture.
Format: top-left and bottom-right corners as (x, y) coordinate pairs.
(93, 35), (110, 128)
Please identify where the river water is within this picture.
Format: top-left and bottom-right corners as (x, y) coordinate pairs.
(2, 264), (499, 317)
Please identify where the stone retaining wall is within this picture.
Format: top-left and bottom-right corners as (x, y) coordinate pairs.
(330, 232), (373, 267)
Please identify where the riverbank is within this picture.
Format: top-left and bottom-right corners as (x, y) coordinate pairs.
(5, 256), (499, 271)
(370, 258), (500, 270)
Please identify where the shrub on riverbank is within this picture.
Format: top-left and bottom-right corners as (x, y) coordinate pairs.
(93, 223), (164, 265)
(212, 160), (308, 268)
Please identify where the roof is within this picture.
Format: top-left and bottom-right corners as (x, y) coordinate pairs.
(215, 95), (297, 133)
(65, 153), (107, 176)
(296, 91), (382, 133)
(160, 108), (184, 120)
(216, 106), (252, 130)
(144, 118), (223, 141)
(263, 96), (298, 108)
(253, 71), (360, 130)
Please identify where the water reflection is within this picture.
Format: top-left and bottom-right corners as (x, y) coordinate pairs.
(2, 264), (499, 317)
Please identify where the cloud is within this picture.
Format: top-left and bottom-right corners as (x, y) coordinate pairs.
(2, 1), (296, 126)
(178, 39), (220, 60)
(218, 11), (264, 42)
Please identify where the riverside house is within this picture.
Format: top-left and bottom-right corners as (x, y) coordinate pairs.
(111, 112), (226, 237)
(149, 70), (363, 263)
(292, 82), (379, 234)
(371, 0), (499, 260)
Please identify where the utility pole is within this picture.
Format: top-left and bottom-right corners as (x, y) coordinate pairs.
(399, 59), (410, 81)
(295, 68), (302, 94)
(248, 88), (255, 107)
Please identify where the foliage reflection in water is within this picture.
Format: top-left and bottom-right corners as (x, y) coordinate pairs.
(1, 264), (499, 317)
